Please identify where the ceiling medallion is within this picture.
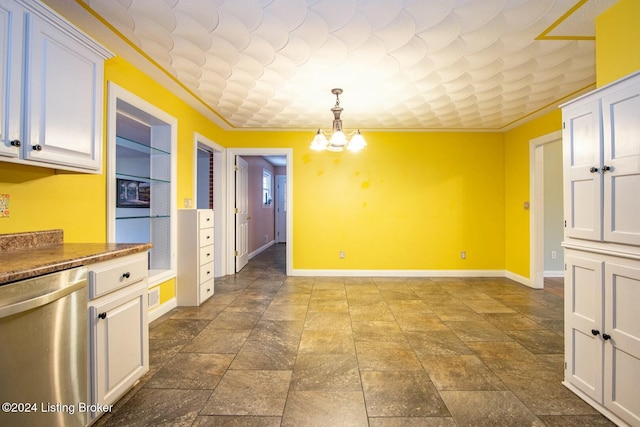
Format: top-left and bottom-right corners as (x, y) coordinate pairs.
(310, 88), (366, 152)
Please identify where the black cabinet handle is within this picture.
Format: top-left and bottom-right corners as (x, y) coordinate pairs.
(589, 167), (598, 173)
(98, 312), (107, 320)
(10, 139), (21, 147)
(122, 272), (131, 279)
(603, 333), (612, 340)
(602, 165), (611, 172)
(32, 144), (42, 151)
(591, 329), (600, 336)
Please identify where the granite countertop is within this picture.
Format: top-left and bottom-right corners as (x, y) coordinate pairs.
(0, 230), (152, 285)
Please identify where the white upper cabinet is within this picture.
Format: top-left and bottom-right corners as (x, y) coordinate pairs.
(601, 81), (640, 246)
(0, 1), (22, 158)
(0, 0), (111, 173)
(562, 71), (640, 247)
(563, 96), (602, 241)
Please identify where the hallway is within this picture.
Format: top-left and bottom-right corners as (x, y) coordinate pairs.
(96, 244), (614, 426)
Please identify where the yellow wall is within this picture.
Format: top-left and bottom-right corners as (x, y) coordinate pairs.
(596, 0), (640, 86)
(231, 131), (506, 271)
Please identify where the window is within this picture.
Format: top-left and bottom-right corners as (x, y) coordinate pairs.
(263, 170), (272, 206)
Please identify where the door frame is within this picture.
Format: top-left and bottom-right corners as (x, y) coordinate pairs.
(226, 148), (293, 276)
(529, 130), (562, 289)
(275, 174), (287, 243)
(193, 133), (225, 277)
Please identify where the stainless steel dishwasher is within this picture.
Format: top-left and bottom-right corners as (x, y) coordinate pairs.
(0, 266), (88, 427)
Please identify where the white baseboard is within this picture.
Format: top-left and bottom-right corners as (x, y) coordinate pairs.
(248, 240), (275, 260)
(544, 270), (564, 278)
(148, 297), (177, 323)
(504, 270), (532, 287)
(291, 269), (505, 278)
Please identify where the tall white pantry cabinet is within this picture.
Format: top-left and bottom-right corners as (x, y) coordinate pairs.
(561, 71), (640, 427)
(177, 209), (215, 306)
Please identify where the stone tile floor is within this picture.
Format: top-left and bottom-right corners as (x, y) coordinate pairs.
(95, 245), (616, 426)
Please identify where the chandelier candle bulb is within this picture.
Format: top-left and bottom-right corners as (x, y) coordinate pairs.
(310, 88), (366, 152)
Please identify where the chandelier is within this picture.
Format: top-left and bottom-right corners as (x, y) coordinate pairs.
(310, 88), (367, 152)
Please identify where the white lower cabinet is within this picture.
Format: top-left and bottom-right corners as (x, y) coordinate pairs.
(87, 253), (149, 424)
(564, 250), (640, 426)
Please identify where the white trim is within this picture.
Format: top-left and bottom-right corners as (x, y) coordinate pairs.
(148, 298), (177, 323)
(226, 148), (293, 276)
(504, 270), (532, 287)
(248, 240), (275, 260)
(529, 130), (562, 289)
(544, 270), (564, 278)
(292, 269), (506, 278)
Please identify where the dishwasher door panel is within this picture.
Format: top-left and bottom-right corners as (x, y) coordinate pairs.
(0, 268), (88, 427)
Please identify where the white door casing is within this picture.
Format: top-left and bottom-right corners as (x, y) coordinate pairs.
(235, 156), (249, 272)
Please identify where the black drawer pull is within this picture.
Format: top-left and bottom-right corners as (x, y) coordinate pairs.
(122, 272), (131, 279)
(98, 312), (107, 320)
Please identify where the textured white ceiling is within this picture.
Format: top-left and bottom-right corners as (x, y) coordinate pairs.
(83, 0), (616, 131)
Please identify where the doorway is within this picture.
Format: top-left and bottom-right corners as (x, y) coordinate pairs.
(226, 148), (293, 276)
(530, 130), (563, 289)
(194, 133), (225, 277)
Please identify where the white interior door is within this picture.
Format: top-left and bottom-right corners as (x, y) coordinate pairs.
(235, 156), (249, 272)
(275, 174), (286, 243)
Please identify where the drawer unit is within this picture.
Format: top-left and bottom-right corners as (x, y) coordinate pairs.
(177, 209), (215, 306)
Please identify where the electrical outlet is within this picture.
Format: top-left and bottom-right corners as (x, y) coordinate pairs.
(339, 251), (345, 259)
(184, 198), (192, 208)
(551, 250), (557, 259)
(460, 251), (466, 259)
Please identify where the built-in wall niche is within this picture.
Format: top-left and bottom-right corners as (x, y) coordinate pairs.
(108, 85), (177, 285)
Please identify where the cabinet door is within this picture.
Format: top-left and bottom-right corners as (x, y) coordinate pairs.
(601, 81), (640, 246)
(564, 253), (604, 401)
(90, 282), (148, 414)
(603, 261), (640, 426)
(0, 0), (22, 158)
(563, 99), (603, 241)
(22, 9), (103, 170)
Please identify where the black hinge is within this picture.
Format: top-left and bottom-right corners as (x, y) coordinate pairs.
(562, 122), (565, 129)
(564, 220), (566, 227)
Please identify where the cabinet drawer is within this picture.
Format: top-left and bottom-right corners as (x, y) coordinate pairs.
(199, 262), (214, 284)
(199, 279), (214, 302)
(199, 245), (214, 265)
(89, 256), (148, 299)
(199, 228), (213, 247)
(198, 210), (213, 229)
